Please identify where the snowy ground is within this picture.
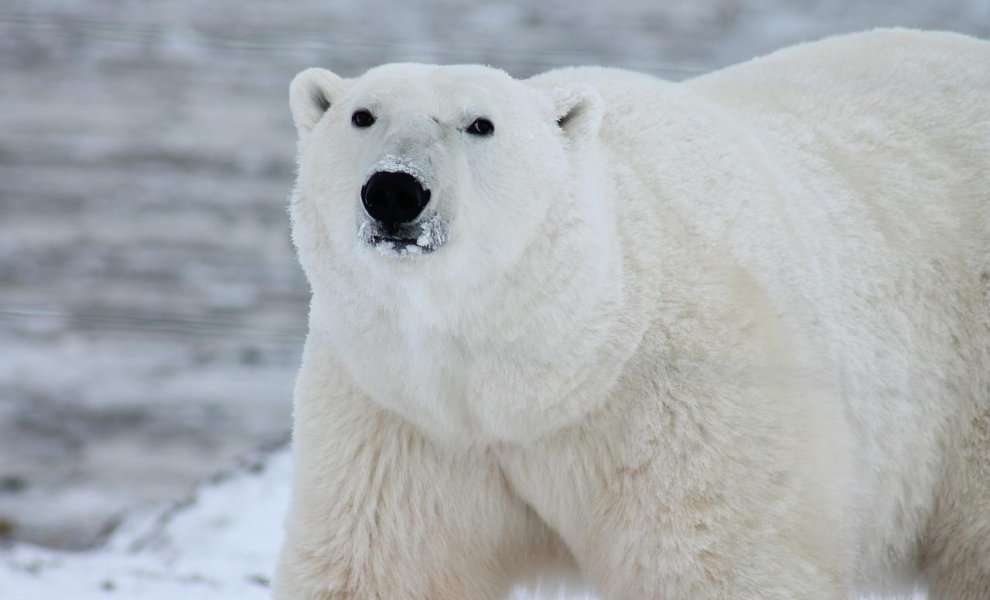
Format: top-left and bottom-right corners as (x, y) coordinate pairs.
(0, 0), (986, 597)
(1, 450), (291, 600)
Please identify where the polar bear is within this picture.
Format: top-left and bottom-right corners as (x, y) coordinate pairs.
(274, 29), (990, 600)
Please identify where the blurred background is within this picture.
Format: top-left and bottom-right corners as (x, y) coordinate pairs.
(0, 0), (987, 567)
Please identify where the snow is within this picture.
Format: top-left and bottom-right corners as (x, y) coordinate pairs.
(361, 212), (448, 256)
(1, 450), (290, 600)
(416, 214), (449, 249)
(371, 154), (434, 189)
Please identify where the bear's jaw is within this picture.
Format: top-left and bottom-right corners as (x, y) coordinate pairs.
(357, 213), (449, 258)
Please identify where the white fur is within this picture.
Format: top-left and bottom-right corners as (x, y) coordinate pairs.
(275, 29), (990, 600)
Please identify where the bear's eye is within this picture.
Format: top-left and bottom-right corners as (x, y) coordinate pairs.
(466, 118), (494, 136)
(352, 109), (376, 128)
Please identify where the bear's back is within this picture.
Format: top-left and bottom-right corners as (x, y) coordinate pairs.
(685, 28), (989, 350)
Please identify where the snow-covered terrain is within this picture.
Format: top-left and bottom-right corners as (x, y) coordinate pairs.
(0, 0), (986, 597)
(1, 450), (291, 600)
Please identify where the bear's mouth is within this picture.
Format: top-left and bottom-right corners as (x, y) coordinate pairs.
(358, 214), (448, 258)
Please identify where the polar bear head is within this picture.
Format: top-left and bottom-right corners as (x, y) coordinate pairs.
(289, 63), (605, 288)
(288, 64), (622, 441)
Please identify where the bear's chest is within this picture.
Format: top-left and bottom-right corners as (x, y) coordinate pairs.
(325, 296), (630, 444)
(332, 310), (476, 440)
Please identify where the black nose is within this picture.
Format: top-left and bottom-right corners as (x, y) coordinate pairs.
(360, 171), (431, 226)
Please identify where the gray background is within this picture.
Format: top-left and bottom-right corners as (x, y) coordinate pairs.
(1, 0), (988, 550)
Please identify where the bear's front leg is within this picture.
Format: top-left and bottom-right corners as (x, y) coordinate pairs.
(273, 346), (558, 600)
(500, 375), (853, 600)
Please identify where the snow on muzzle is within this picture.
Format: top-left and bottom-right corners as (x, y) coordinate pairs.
(357, 157), (448, 257)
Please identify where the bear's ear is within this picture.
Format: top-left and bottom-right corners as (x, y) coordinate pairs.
(289, 67), (348, 135)
(548, 86), (603, 140)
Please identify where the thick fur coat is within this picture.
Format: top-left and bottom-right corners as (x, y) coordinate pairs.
(274, 29), (990, 600)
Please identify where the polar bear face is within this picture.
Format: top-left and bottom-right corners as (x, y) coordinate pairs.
(289, 63), (602, 288)
(289, 64), (617, 442)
